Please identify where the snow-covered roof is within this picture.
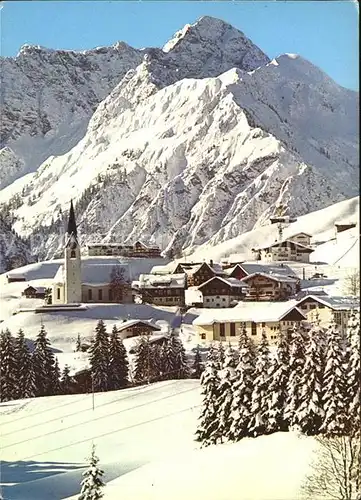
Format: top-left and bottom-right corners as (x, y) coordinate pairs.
(7, 272), (26, 278)
(197, 276), (248, 290)
(53, 259), (130, 286)
(193, 301), (305, 325)
(256, 240), (314, 252)
(241, 272), (297, 283)
(150, 264), (176, 275)
(133, 273), (186, 289)
(224, 262), (297, 278)
(296, 294), (360, 311)
(115, 319), (161, 333)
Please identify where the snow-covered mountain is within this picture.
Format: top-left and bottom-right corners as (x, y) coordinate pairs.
(0, 16), (359, 262)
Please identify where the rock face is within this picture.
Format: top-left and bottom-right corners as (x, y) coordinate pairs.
(0, 15), (359, 264)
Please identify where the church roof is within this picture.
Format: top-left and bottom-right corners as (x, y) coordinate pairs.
(67, 200), (77, 237)
(53, 259), (130, 286)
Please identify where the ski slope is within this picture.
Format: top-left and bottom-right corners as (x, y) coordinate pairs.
(0, 380), (319, 500)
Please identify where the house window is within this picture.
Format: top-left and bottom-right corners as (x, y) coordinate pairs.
(309, 304), (316, 309)
(222, 298), (226, 302)
(98, 289), (103, 300)
(57, 288), (60, 300)
(230, 323), (236, 336)
(201, 333), (206, 340)
(334, 312), (342, 325)
(251, 322), (257, 336)
(70, 250), (76, 258)
(262, 322), (266, 327)
(109, 289), (113, 301)
(206, 298), (210, 302)
(88, 289), (92, 300)
(219, 323), (225, 337)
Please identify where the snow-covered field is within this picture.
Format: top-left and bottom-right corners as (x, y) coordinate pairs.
(0, 380), (319, 500)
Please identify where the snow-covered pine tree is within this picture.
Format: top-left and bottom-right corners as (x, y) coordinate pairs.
(320, 323), (349, 436)
(160, 337), (175, 380)
(108, 325), (129, 390)
(229, 328), (256, 441)
(14, 329), (36, 399)
(89, 320), (110, 392)
(195, 360), (220, 447)
(285, 325), (306, 430)
(171, 334), (189, 379)
(0, 329), (16, 401)
(267, 329), (290, 434)
(206, 342), (218, 365)
(52, 357), (61, 395)
(78, 443), (105, 500)
(345, 310), (360, 433)
(297, 326), (325, 435)
(75, 333), (82, 352)
(61, 364), (73, 394)
(133, 335), (151, 384)
(249, 330), (271, 437)
(216, 344), (236, 442)
(217, 341), (225, 369)
(149, 343), (164, 382)
(32, 324), (56, 397)
(192, 345), (203, 378)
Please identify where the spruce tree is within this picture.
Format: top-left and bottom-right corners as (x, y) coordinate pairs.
(149, 343), (163, 382)
(78, 444), (105, 500)
(229, 328), (256, 441)
(108, 326), (129, 390)
(267, 330), (290, 434)
(159, 338), (175, 380)
(171, 334), (189, 379)
(298, 327), (325, 435)
(206, 343), (218, 365)
(14, 329), (36, 399)
(0, 329), (16, 402)
(32, 324), (56, 397)
(133, 335), (151, 384)
(285, 326), (306, 429)
(217, 341), (225, 368)
(195, 360), (220, 447)
(346, 310), (360, 433)
(75, 333), (82, 352)
(192, 345), (203, 378)
(216, 345), (236, 442)
(52, 358), (61, 395)
(61, 365), (73, 394)
(320, 323), (349, 436)
(89, 320), (110, 392)
(249, 331), (271, 437)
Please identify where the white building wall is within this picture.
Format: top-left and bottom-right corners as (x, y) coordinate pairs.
(203, 294), (240, 308)
(64, 245), (82, 304)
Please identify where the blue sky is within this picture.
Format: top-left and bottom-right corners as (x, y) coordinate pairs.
(0, 1), (359, 90)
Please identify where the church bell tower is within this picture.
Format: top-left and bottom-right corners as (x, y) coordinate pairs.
(64, 200), (82, 303)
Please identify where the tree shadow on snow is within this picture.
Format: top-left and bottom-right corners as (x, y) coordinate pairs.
(0, 458), (147, 500)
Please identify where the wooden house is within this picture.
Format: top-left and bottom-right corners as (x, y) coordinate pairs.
(176, 261), (222, 287)
(252, 240), (314, 263)
(224, 262), (297, 281)
(132, 273), (186, 306)
(241, 272), (298, 301)
(287, 232), (312, 247)
(193, 301), (306, 345)
(115, 319), (161, 340)
(295, 294), (359, 335)
(22, 285), (47, 299)
(197, 276), (248, 308)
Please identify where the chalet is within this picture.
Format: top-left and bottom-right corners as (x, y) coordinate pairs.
(115, 319), (161, 340)
(252, 240), (314, 263)
(193, 301), (306, 345)
(132, 273), (186, 306)
(174, 261), (223, 287)
(224, 262), (297, 281)
(7, 273), (26, 283)
(287, 232), (312, 247)
(295, 294), (360, 335)
(197, 276), (248, 308)
(87, 241), (162, 258)
(241, 272), (299, 301)
(22, 285), (47, 299)
(128, 333), (169, 354)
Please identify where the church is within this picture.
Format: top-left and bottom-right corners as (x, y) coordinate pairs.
(52, 201), (133, 305)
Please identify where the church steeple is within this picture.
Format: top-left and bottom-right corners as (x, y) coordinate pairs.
(67, 200), (77, 238)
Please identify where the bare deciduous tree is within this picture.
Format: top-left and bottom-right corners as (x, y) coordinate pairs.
(301, 433), (361, 500)
(343, 269), (360, 297)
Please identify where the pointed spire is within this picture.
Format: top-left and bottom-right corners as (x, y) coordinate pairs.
(67, 200), (77, 238)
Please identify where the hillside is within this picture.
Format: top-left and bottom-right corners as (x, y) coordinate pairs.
(0, 16), (358, 263)
(0, 380), (319, 500)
